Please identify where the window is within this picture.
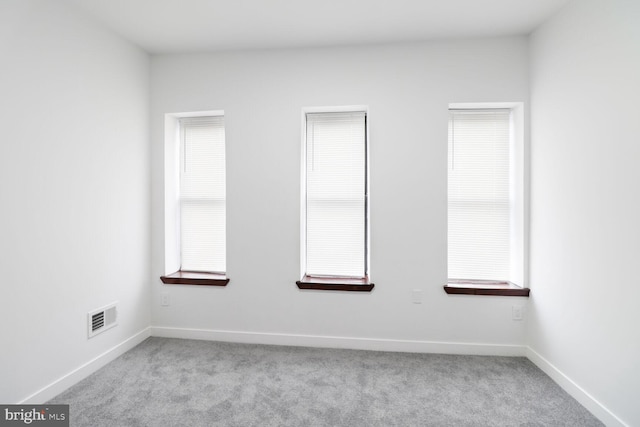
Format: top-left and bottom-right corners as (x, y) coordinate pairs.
(161, 113), (228, 286)
(297, 109), (373, 291)
(445, 103), (528, 296)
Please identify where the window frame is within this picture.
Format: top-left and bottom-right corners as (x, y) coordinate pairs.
(297, 106), (374, 292)
(444, 102), (528, 297)
(160, 110), (229, 287)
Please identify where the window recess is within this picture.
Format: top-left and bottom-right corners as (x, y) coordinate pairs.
(444, 105), (528, 297)
(298, 109), (373, 292)
(161, 113), (228, 287)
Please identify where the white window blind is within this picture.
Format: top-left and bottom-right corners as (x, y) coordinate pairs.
(448, 109), (511, 281)
(304, 111), (367, 278)
(179, 116), (225, 273)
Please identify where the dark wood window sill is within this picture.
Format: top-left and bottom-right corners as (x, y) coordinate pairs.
(296, 275), (374, 292)
(160, 271), (229, 286)
(444, 280), (530, 297)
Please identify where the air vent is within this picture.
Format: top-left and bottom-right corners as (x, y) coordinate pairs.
(88, 302), (117, 338)
(92, 311), (104, 330)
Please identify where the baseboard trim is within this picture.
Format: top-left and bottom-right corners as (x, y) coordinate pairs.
(19, 327), (151, 404)
(526, 346), (628, 427)
(150, 326), (526, 356)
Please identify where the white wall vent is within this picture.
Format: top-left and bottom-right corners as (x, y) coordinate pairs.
(88, 302), (117, 338)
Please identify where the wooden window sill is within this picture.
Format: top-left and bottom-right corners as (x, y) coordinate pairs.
(444, 280), (529, 297)
(160, 271), (229, 286)
(296, 275), (374, 292)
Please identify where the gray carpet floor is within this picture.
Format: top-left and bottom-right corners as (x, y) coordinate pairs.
(48, 337), (603, 426)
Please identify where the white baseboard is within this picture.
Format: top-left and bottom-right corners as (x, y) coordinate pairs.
(19, 327), (151, 404)
(150, 326), (526, 356)
(526, 347), (627, 427)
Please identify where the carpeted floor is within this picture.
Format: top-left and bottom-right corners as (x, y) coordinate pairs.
(48, 337), (603, 426)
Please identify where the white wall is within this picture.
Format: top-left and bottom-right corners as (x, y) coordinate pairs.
(529, 0), (640, 425)
(150, 38), (530, 352)
(0, 0), (150, 403)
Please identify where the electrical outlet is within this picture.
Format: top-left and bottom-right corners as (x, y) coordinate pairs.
(412, 289), (422, 304)
(161, 292), (170, 307)
(512, 305), (523, 321)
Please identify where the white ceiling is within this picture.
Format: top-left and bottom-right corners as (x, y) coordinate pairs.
(65, 0), (571, 54)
